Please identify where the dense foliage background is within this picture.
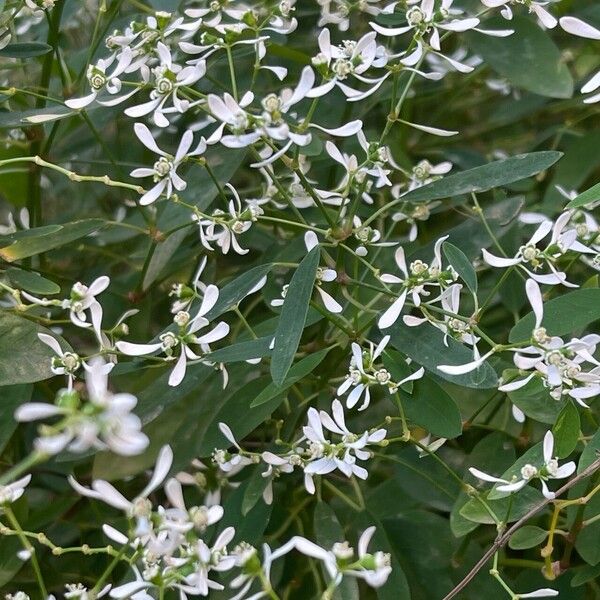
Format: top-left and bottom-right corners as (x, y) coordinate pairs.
(0, 0), (600, 598)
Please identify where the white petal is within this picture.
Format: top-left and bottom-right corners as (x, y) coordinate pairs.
(482, 248), (521, 267)
(560, 16), (600, 40)
(400, 119), (458, 136)
(168, 350), (188, 387)
(115, 341), (163, 356)
(378, 291), (407, 329)
(543, 430), (554, 463)
(140, 445), (173, 498)
(310, 120), (363, 137)
(525, 278), (544, 328)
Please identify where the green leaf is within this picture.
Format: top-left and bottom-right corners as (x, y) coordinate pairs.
(143, 150), (247, 289)
(252, 347), (331, 408)
(241, 467), (269, 516)
(401, 376), (462, 439)
(0, 311), (70, 385)
(389, 321), (498, 389)
(142, 229), (188, 291)
(206, 337), (271, 364)
(467, 16), (573, 99)
(552, 401), (580, 458)
(198, 352), (329, 457)
(509, 289), (600, 342)
(504, 372), (561, 425)
(314, 503), (359, 600)
(576, 494), (600, 565)
(443, 241), (477, 293)
(566, 181), (600, 209)
(205, 263), (272, 320)
(6, 267), (60, 295)
(0, 385), (32, 453)
(578, 428), (600, 475)
(400, 152), (562, 204)
(461, 486), (542, 524)
(0, 42), (52, 58)
(0, 219), (104, 262)
(270, 247), (320, 386)
(488, 443), (543, 500)
(508, 526), (548, 550)
(218, 477), (272, 545)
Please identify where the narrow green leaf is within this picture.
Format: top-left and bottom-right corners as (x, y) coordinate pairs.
(252, 347), (331, 408)
(401, 376), (462, 438)
(206, 337), (271, 364)
(0, 42), (52, 58)
(205, 263), (272, 320)
(509, 289), (600, 342)
(552, 401), (580, 458)
(566, 181), (600, 209)
(7, 268), (60, 295)
(401, 152), (562, 204)
(468, 16), (574, 99)
(0, 219), (104, 262)
(508, 526), (548, 550)
(241, 467), (269, 516)
(443, 242), (477, 293)
(270, 247), (320, 386)
(389, 321), (498, 389)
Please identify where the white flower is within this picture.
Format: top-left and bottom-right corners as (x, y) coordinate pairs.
(65, 48), (139, 109)
(307, 29), (390, 101)
(469, 431), (576, 499)
(36, 332), (83, 390)
(291, 526), (391, 589)
(337, 337), (424, 410)
(70, 445), (173, 536)
(130, 123), (206, 205)
(195, 185), (262, 255)
(482, 217), (579, 287)
(0, 475), (31, 506)
(116, 285), (229, 387)
(213, 423), (254, 473)
(560, 17), (600, 103)
(372, 0), (512, 75)
(378, 236), (456, 329)
(16, 357), (148, 457)
(498, 279), (600, 404)
(302, 399), (386, 493)
(483, 0), (557, 29)
(125, 42), (205, 127)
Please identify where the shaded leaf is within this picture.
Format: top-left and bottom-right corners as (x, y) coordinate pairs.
(401, 152), (562, 204)
(0, 219), (104, 262)
(270, 247), (319, 386)
(509, 289), (600, 342)
(552, 401), (580, 458)
(389, 321), (498, 389)
(401, 376), (462, 439)
(508, 526), (548, 550)
(7, 267), (60, 295)
(468, 16), (573, 99)
(0, 42), (52, 58)
(443, 241), (477, 293)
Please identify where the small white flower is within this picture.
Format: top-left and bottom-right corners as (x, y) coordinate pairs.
(131, 123), (206, 205)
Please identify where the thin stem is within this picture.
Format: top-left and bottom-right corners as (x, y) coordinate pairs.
(4, 507), (48, 597)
